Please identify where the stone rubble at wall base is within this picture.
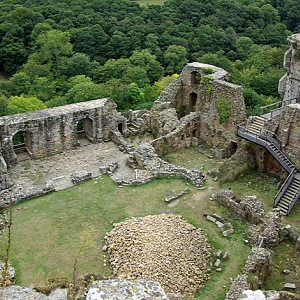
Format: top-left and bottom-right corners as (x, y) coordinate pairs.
(85, 279), (168, 300)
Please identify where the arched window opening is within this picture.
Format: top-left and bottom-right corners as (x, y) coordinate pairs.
(191, 71), (201, 85)
(118, 123), (124, 135)
(12, 131), (32, 161)
(189, 93), (197, 108)
(77, 118), (94, 145)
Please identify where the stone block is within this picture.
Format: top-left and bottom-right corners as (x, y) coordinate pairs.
(71, 170), (92, 185)
(216, 250), (222, 258)
(207, 215), (216, 223)
(216, 221), (225, 230)
(222, 252), (229, 260)
(86, 279), (168, 300)
(283, 283), (296, 290)
(223, 229), (234, 237)
(215, 259), (221, 268)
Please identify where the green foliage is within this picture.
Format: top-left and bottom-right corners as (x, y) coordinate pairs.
(0, 0), (296, 112)
(65, 81), (104, 104)
(202, 76), (212, 84)
(0, 94), (8, 116)
(126, 83), (144, 109)
(163, 45), (188, 75)
(8, 95), (46, 114)
(9, 72), (31, 96)
(201, 67), (214, 74)
(215, 97), (231, 124)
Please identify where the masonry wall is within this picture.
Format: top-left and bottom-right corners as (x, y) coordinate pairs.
(0, 98), (126, 165)
(150, 113), (199, 156)
(279, 33), (300, 101)
(152, 62), (247, 154)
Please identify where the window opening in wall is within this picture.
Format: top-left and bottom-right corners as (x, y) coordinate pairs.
(192, 129), (197, 137)
(191, 71), (201, 85)
(118, 123), (124, 135)
(77, 117), (94, 145)
(189, 93), (197, 109)
(230, 141), (238, 155)
(12, 131), (32, 161)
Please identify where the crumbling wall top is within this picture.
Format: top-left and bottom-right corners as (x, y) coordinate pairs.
(0, 98), (111, 125)
(185, 62), (228, 80)
(287, 33), (300, 47)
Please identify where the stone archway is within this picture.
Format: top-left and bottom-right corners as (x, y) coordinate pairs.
(77, 117), (94, 145)
(12, 130), (32, 161)
(191, 71), (201, 85)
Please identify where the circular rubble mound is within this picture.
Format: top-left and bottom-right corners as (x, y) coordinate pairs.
(104, 214), (211, 296)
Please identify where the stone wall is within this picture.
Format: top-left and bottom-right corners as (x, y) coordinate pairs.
(0, 98), (126, 165)
(279, 34), (300, 101)
(150, 112), (199, 156)
(152, 62), (247, 156)
(212, 190), (264, 225)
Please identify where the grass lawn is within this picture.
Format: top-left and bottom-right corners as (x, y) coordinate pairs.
(0, 147), (299, 299)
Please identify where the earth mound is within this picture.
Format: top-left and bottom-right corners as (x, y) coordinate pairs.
(104, 214), (211, 296)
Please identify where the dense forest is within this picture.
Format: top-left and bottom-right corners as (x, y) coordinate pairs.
(0, 0), (299, 116)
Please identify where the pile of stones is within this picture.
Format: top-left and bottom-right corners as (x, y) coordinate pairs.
(104, 214), (211, 296)
(204, 212), (235, 237)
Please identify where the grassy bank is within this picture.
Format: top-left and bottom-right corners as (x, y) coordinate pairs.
(1, 147), (298, 299)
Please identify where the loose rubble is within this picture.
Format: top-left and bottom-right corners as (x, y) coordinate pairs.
(104, 214), (211, 296)
(85, 279), (168, 300)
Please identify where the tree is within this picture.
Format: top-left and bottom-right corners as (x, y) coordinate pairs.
(9, 72), (31, 96)
(125, 83), (144, 109)
(93, 58), (131, 83)
(123, 66), (150, 88)
(65, 82), (104, 104)
(164, 45), (188, 74)
(235, 36), (254, 60)
(29, 77), (56, 102)
(0, 94), (8, 116)
(65, 53), (99, 78)
(8, 95), (46, 114)
(129, 49), (164, 83)
(23, 30), (73, 79)
(0, 23), (27, 75)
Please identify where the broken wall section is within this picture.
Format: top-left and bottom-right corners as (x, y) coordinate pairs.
(151, 62), (247, 157)
(0, 98), (126, 165)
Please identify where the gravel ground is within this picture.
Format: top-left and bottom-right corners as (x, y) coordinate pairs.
(8, 140), (134, 192)
(104, 214), (212, 296)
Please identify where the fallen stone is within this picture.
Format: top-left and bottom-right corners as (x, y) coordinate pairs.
(223, 229), (234, 237)
(216, 221), (225, 230)
(215, 259), (221, 268)
(239, 290), (266, 300)
(207, 215), (216, 223)
(70, 170), (92, 185)
(85, 279), (168, 300)
(216, 250), (222, 258)
(283, 283), (296, 290)
(216, 268), (222, 272)
(213, 213), (224, 221)
(222, 252), (229, 260)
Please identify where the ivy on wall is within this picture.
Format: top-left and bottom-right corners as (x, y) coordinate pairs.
(216, 96), (231, 124)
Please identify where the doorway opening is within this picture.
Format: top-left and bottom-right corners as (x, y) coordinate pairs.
(12, 130), (32, 161)
(77, 118), (94, 145)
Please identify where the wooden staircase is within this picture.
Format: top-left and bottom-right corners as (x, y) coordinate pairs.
(237, 116), (300, 215)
